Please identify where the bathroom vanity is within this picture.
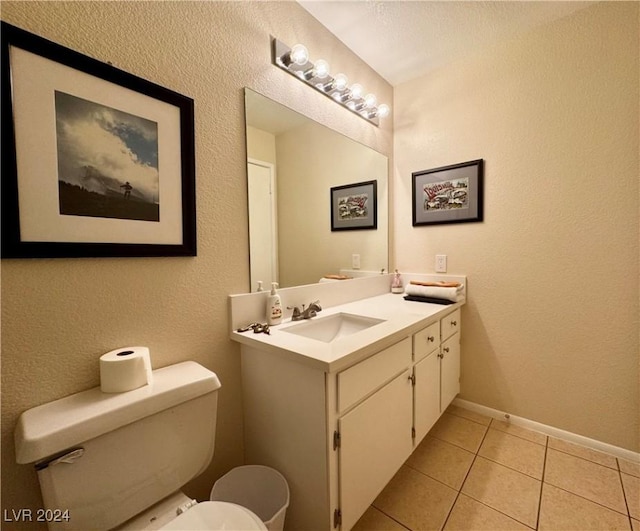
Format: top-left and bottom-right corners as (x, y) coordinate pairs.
(229, 275), (464, 530)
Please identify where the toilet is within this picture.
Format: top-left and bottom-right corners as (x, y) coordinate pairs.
(14, 361), (267, 530)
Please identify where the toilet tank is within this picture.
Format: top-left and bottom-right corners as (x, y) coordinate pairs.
(14, 361), (221, 530)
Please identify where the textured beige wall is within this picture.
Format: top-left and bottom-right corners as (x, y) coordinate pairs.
(394, 2), (639, 451)
(0, 0), (392, 521)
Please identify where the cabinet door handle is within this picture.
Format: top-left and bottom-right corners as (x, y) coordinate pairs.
(443, 347), (450, 353)
(451, 320), (457, 326)
(427, 336), (435, 342)
(438, 353), (444, 359)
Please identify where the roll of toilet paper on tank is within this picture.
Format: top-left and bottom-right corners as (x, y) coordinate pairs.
(99, 346), (153, 393)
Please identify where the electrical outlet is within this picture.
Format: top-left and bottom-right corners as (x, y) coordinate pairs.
(435, 254), (447, 273)
(352, 254), (361, 269)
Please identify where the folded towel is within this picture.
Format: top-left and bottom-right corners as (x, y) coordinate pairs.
(404, 295), (455, 305)
(404, 283), (464, 302)
(319, 274), (353, 283)
(410, 280), (462, 289)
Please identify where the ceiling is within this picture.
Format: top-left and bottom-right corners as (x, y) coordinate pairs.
(297, 1), (594, 86)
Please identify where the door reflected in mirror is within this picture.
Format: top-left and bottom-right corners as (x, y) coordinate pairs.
(244, 88), (389, 291)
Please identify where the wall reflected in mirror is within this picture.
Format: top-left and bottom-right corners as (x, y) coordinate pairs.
(245, 88), (389, 291)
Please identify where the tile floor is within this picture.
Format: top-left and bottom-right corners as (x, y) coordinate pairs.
(353, 405), (640, 531)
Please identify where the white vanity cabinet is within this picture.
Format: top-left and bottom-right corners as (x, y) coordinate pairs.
(238, 304), (462, 531)
(335, 338), (413, 530)
(411, 308), (461, 446)
(440, 308), (461, 411)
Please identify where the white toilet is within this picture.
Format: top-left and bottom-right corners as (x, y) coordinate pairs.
(14, 361), (267, 530)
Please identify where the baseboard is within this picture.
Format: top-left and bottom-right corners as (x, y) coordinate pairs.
(452, 398), (640, 463)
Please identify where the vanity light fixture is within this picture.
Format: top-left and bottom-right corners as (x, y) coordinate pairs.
(272, 38), (390, 126)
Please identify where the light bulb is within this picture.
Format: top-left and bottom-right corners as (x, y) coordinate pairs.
(349, 84), (363, 100)
(314, 59), (330, 79)
(289, 44), (309, 65)
(364, 93), (377, 109)
(377, 104), (390, 118)
(333, 73), (348, 91)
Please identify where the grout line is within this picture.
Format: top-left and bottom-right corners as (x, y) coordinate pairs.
(542, 480), (631, 518)
(473, 454), (545, 482)
(535, 435), (549, 530)
(488, 418), (547, 447)
(371, 505), (412, 531)
(616, 457), (633, 520)
(459, 490), (537, 529)
(545, 443), (619, 471)
(439, 423), (492, 530)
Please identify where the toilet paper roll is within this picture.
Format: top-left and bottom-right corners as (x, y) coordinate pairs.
(100, 346), (153, 393)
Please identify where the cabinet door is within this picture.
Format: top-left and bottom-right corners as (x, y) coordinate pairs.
(440, 334), (460, 411)
(339, 370), (413, 531)
(414, 351), (440, 444)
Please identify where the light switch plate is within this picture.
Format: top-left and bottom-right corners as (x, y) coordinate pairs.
(352, 254), (361, 269)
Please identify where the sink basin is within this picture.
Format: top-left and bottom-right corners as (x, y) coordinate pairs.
(282, 312), (386, 343)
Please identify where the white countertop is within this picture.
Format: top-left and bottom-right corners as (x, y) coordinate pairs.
(230, 293), (464, 372)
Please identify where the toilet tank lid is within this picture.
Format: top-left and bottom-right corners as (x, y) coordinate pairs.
(15, 361), (221, 465)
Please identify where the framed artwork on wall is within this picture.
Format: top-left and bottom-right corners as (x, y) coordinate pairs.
(412, 159), (484, 226)
(330, 180), (377, 231)
(1, 22), (196, 258)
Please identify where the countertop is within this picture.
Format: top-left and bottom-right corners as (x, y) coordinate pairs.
(230, 293), (464, 372)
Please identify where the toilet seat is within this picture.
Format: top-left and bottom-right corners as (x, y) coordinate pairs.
(159, 501), (267, 530)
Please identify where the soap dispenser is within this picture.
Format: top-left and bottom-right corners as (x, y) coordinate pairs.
(267, 282), (283, 325)
(391, 269), (404, 294)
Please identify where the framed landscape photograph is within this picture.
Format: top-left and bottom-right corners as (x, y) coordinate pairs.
(330, 180), (377, 231)
(412, 159), (484, 226)
(1, 22), (196, 258)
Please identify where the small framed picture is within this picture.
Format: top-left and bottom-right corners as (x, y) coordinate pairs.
(412, 159), (483, 226)
(1, 22), (196, 258)
(330, 180), (377, 231)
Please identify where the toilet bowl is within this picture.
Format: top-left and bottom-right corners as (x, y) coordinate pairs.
(14, 362), (268, 530)
(116, 490), (267, 531)
(160, 502), (267, 530)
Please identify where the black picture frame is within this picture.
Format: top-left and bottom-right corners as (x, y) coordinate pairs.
(412, 159), (484, 226)
(1, 22), (196, 258)
(330, 180), (377, 231)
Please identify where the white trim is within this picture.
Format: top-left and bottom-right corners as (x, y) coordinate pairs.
(453, 398), (640, 463)
(248, 158), (278, 288)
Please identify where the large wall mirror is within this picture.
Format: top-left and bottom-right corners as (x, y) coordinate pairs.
(244, 88), (389, 290)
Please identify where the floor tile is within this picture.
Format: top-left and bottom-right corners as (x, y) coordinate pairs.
(479, 429), (546, 479)
(538, 483), (631, 531)
(548, 437), (617, 469)
(429, 412), (489, 453)
(461, 456), (541, 528)
(490, 419), (547, 446)
(374, 465), (457, 530)
(352, 506), (408, 531)
(632, 518), (640, 531)
(620, 458), (640, 478)
(444, 493), (531, 530)
(406, 436), (475, 490)
(544, 448), (627, 514)
(446, 404), (492, 426)
(622, 472), (640, 520)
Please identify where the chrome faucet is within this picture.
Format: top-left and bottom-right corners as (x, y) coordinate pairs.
(288, 300), (322, 321)
(303, 300), (322, 319)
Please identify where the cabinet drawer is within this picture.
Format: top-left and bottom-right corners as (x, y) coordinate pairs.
(413, 321), (440, 362)
(441, 308), (461, 340)
(337, 337), (411, 413)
